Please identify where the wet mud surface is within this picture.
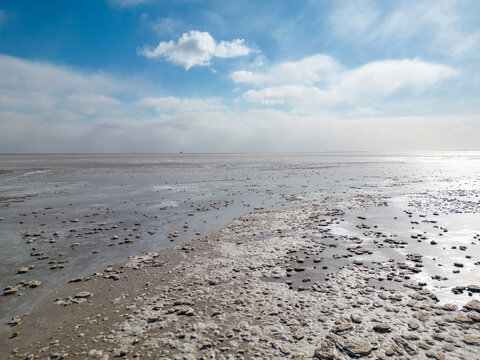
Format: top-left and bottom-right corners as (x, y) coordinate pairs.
(1, 153), (480, 359)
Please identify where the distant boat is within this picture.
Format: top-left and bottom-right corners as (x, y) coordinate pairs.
(179, 150), (183, 154)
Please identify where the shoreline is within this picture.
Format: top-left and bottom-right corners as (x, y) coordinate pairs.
(2, 201), (479, 359)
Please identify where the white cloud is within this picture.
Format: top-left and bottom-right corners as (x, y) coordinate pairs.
(0, 54), (130, 123)
(243, 85), (335, 107)
(67, 94), (119, 105)
(0, 55), (121, 98)
(139, 30), (253, 69)
(238, 57), (457, 108)
(338, 58), (458, 97)
(108, 0), (152, 7)
(231, 54), (341, 86)
(329, 0), (480, 57)
(0, 54), (475, 153)
(152, 17), (185, 35)
(140, 96), (223, 112)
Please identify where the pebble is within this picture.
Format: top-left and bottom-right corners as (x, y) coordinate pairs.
(74, 291), (93, 299)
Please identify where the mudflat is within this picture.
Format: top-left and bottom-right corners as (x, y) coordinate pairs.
(1, 153), (480, 359)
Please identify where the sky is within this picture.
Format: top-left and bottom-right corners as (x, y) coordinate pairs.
(0, 0), (480, 153)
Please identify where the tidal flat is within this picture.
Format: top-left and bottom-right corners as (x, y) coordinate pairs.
(1, 153), (480, 359)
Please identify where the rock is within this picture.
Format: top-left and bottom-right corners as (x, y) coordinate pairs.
(313, 341), (335, 359)
(464, 300), (480, 312)
(425, 351), (445, 360)
(441, 304), (456, 311)
(18, 267), (29, 274)
(408, 321), (419, 330)
(442, 343), (455, 352)
(417, 341), (431, 350)
(462, 335), (480, 346)
(88, 349), (104, 358)
(454, 262), (464, 268)
(329, 335), (372, 357)
(394, 336), (417, 356)
(8, 316), (21, 326)
(291, 326), (304, 340)
(467, 285), (480, 293)
(384, 347), (395, 356)
(25, 280), (42, 288)
(113, 348), (128, 357)
(373, 323), (392, 333)
(69, 277), (84, 283)
(331, 323), (353, 334)
(468, 312), (480, 322)
(147, 315), (160, 323)
(454, 314), (474, 324)
(3, 286), (19, 295)
(452, 286), (465, 294)
(177, 306), (194, 316)
(74, 291), (92, 299)
(350, 313), (362, 324)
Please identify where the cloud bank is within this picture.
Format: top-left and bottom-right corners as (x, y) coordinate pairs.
(234, 57), (457, 109)
(0, 54), (477, 153)
(139, 30), (253, 69)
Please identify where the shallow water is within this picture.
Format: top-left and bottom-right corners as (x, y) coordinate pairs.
(1, 152), (480, 327)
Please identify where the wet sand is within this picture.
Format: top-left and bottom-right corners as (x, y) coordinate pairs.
(1, 153), (480, 359)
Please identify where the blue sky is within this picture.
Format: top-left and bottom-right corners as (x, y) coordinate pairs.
(0, 0), (480, 152)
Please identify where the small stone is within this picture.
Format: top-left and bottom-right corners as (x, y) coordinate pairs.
(426, 351), (445, 360)
(350, 313), (362, 324)
(467, 285), (480, 293)
(332, 336), (372, 357)
(26, 280), (41, 288)
(18, 267), (29, 274)
(291, 326), (304, 340)
(463, 335), (480, 346)
(113, 348), (128, 357)
(331, 323), (353, 334)
(373, 323), (392, 333)
(177, 306), (194, 316)
(74, 291), (92, 299)
(8, 316), (22, 326)
(3, 287), (19, 296)
(88, 349), (103, 358)
(452, 286), (465, 294)
(464, 300), (480, 312)
(313, 341), (335, 359)
(408, 321), (419, 330)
